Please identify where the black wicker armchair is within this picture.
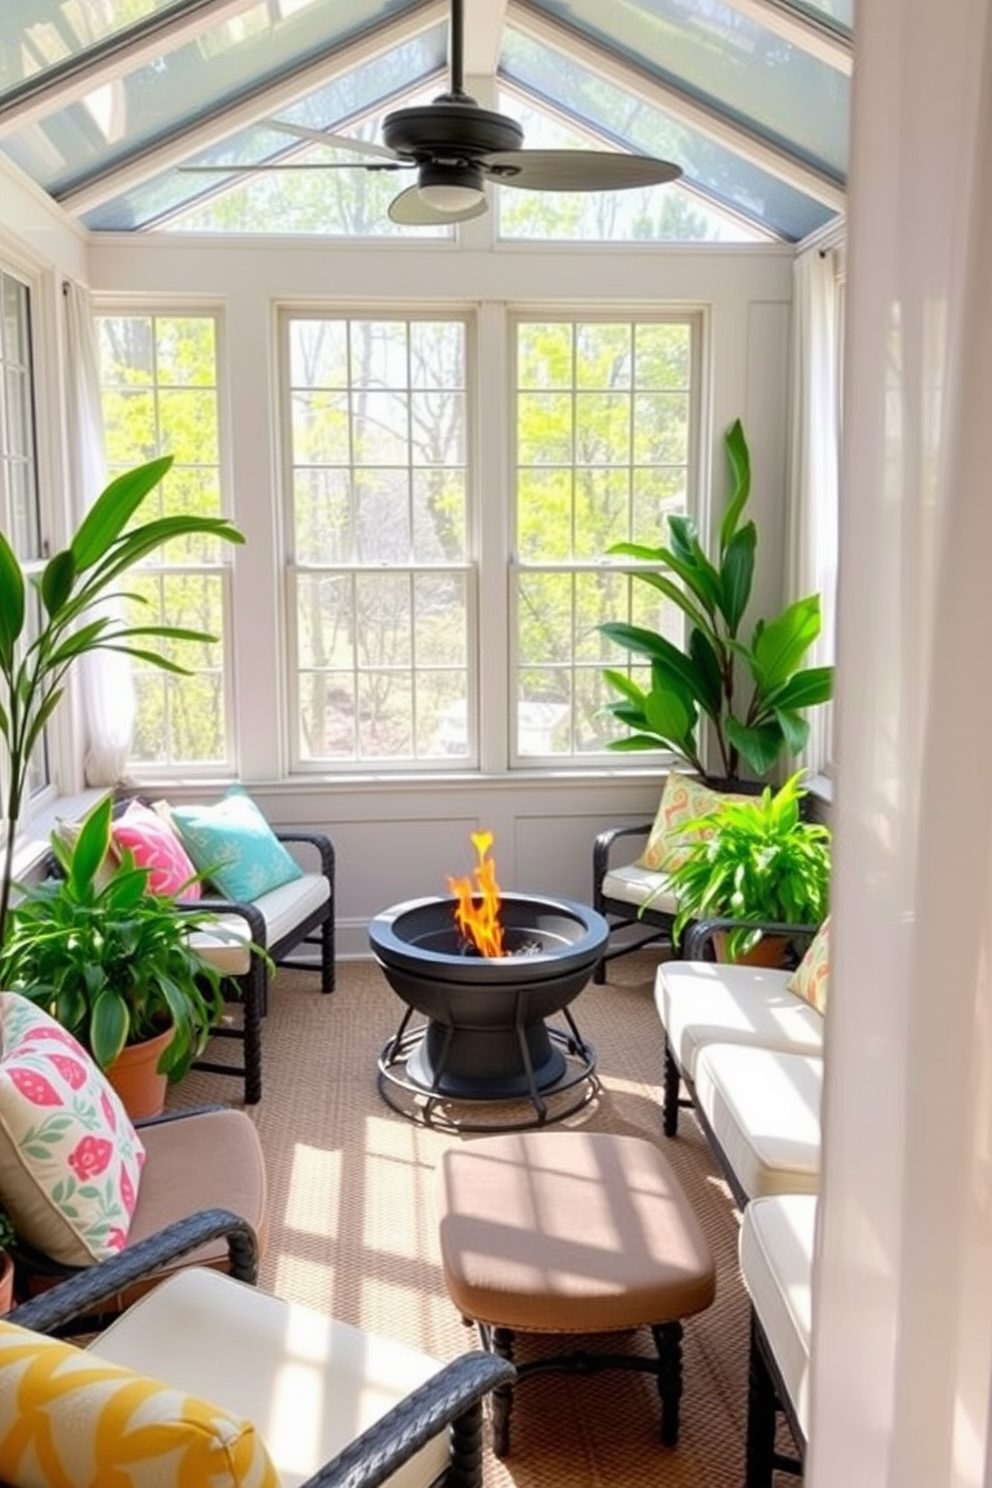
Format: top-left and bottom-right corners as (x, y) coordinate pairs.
(5, 1208), (515, 1488)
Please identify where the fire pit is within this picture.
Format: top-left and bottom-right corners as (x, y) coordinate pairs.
(369, 890), (608, 1131)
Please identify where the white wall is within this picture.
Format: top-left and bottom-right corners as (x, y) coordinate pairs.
(0, 227), (792, 955)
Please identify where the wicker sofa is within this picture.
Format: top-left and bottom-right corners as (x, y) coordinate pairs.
(654, 917), (827, 1485)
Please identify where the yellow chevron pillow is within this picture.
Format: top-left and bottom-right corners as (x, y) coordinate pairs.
(0, 1319), (279, 1488)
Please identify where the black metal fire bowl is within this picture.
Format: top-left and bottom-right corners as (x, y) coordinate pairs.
(369, 893), (608, 1130)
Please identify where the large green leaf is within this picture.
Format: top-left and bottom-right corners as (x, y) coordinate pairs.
(647, 537), (723, 614)
(601, 669), (646, 706)
(749, 595), (822, 692)
(40, 550), (77, 618)
(607, 733), (678, 752)
(0, 532), (25, 668)
(643, 683), (697, 752)
(67, 797), (114, 897)
(772, 707), (811, 755)
(687, 627), (723, 719)
(719, 522), (756, 633)
(762, 665), (835, 712)
(70, 457), (175, 571)
(719, 418), (751, 551)
(725, 716), (787, 775)
(88, 989), (130, 1071)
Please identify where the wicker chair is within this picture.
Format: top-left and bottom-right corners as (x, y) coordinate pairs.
(6, 1105), (267, 1313)
(4, 1209), (514, 1488)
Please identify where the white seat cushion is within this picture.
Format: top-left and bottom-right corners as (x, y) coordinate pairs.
(693, 1044), (823, 1198)
(656, 961), (824, 1079)
(190, 873), (330, 976)
(91, 1268), (448, 1488)
(739, 1193), (817, 1440)
(602, 863), (679, 914)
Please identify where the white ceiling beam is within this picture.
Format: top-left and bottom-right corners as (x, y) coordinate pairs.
(0, 0), (262, 138)
(460, 0), (509, 77)
(726, 0), (852, 75)
(56, 0), (446, 216)
(507, 0), (845, 212)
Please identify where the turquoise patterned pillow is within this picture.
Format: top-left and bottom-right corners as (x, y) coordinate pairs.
(169, 790), (303, 902)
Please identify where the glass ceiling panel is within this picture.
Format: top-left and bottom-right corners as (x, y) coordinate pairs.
(0, 0), (436, 197)
(497, 91), (769, 243)
(781, 0), (854, 31)
(523, 0), (849, 178)
(81, 68), (448, 235)
(501, 29), (836, 241)
(0, 0), (180, 95)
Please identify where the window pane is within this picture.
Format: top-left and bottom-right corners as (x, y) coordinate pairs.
(287, 314), (471, 767)
(97, 311), (232, 770)
(0, 267), (46, 798)
(513, 315), (696, 761)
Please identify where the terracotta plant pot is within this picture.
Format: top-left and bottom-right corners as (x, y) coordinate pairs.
(0, 1250), (14, 1314)
(712, 930), (793, 969)
(106, 1026), (174, 1120)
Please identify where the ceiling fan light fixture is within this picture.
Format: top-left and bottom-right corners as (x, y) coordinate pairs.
(416, 162), (485, 214)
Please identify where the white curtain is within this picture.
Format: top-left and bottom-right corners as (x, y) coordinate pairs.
(809, 2), (992, 1486)
(63, 282), (135, 785)
(786, 245), (839, 777)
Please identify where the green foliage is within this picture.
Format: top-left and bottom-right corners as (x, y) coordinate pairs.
(664, 772), (832, 961)
(0, 798), (228, 1081)
(599, 418), (834, 780)
(0, 455), (244, 943)
(0, 1207), (15, 1252)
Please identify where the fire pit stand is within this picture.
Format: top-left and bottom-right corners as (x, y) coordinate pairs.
(369, 893), (608, 1133)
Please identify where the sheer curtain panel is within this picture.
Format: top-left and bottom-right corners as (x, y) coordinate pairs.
(63, 282), (135, 786)
(810, 2), (992, 1487)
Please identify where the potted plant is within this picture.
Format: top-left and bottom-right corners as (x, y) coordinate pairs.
(599, 419), (834, 782)
(0, 797), (229, 1118)
(661, 771), (831, 964)
(0, 455), (244, 946)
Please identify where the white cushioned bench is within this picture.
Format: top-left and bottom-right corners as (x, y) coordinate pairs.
(738, 1193), (815, 1486)
(654, 950), (824, 1203)
(693, 1045), (822, 1200)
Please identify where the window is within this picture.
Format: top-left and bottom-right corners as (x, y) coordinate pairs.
(96, 312), (234, 771)
(0, 265), (47, 799)
(512, 315), (699, 761)
(284, 313), (471, 767)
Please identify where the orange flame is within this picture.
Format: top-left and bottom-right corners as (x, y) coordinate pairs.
(447, 830), (505, 958)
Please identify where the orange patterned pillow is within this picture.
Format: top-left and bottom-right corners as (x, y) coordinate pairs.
(787, 917), (830, 1013)
(635, 773), (752, 872)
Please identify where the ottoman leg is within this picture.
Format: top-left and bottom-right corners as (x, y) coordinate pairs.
(652, 1320), (684, 1446)
(479, 1324), (516, 1458)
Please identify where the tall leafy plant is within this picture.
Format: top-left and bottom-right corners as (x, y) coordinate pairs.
(0, 455), (244, 943)
(599, 419), (833, 781)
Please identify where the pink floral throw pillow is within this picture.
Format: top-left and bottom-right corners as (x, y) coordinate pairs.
(111, 799), (202, 900)
(0, 994), (146, 1266)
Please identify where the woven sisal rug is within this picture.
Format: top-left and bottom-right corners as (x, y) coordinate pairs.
(173, 951), (752, 1488)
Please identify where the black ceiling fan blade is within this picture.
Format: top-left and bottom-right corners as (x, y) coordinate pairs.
(481, 150), (682, 192)
(388, 183), (489, 226)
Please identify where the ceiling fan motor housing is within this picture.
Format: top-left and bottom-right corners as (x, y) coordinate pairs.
(382, 101), (525, 161)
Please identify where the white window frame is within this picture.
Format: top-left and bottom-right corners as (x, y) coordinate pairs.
(279, 306), (479, 775)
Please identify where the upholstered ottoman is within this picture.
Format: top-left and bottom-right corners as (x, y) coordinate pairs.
(435, 1129), (716, 1456)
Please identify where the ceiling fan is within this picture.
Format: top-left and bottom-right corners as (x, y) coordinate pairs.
(181, 0), (682, 226)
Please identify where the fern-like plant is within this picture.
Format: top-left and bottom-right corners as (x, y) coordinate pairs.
(663, 771), (831, 961)
(0, 797), (227, 1081)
